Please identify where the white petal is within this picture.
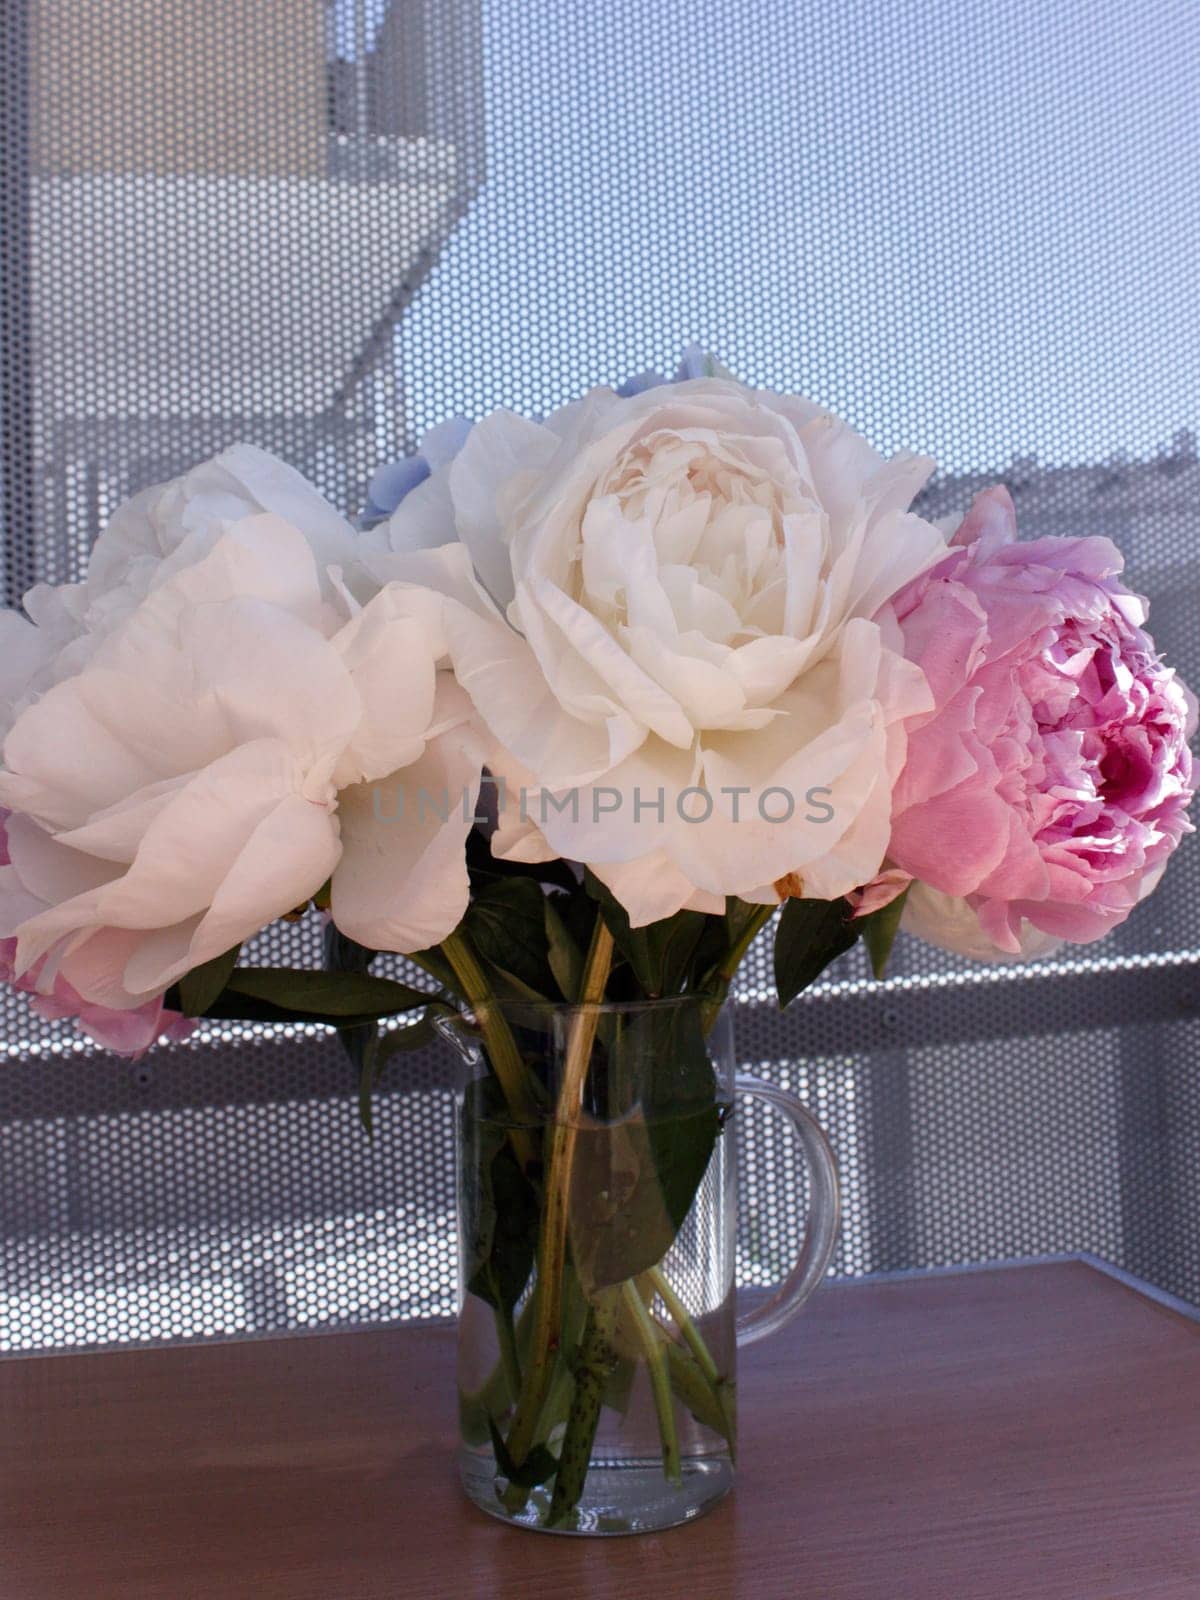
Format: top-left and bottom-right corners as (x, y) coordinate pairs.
(11, 739), (331, 990)
(838, 508), (948, 622)
(57, 925), (191, 1008)
(902, 885), (1062, 964)
(587, 853), (701, 926)
(0, 864), (52, 939)
(525, 738), (699, 866)
(114, 512), (334, 636)
(656, 565), (743, 644)
(792, 756), (893, 900)
(680, 887), (727, 915)
(360, 542), (500, 637)
(82, 922), (204, 1007)
(525, 578), (695, 749)
(728, 635), (813, 706)
(1, 672), (173, 829)
(684, 711), (885, 896)
(331, 593), (439, 787)
(146, 600), (358, 784)
(780, 510), (827, 639)
(369, 468), (458, 560)
(442, 599), (625, 790)
(623, 624), (748, 729)
(331, 724), (484, 953)
(131, 788), (343, 990)
(449, 410), (559, 608)
(5, 806), (118, 903)
(45, 779), (189, 865)
(92, 445), (355, 601)
(480, 743), (558, 865)
(0, 609), (57, 740)
(182, 444), (357, 573)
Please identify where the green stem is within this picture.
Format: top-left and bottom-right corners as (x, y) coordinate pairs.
(662, 1340), (735, 1454)
(649, 1266), (736, 1456)
(648, 1265), (719, 1386)
(440, 927), (539, 1172)
(493, 1306), (522, 1401)
(620, 1282), (681, 1484)
(546, 1288), (621, 1528)
(534, 1267), (590, 1446)
(701, 903), (775, 1033)
(463, 1286), (584, 1450)
(502, 918), (615, 1477)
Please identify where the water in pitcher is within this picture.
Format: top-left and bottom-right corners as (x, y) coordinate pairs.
(457, 1097), (739, 1533)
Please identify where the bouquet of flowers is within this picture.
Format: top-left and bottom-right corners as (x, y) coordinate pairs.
(0, 356), (1193, 1527)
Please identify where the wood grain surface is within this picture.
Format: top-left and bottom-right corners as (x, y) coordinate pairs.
(1, 1260), (1198, 1600)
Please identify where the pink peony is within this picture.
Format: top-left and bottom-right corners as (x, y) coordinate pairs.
(879, 487), (1195, 957)
(0, 809), (194, 1057)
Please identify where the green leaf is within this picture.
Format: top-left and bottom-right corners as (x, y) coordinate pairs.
(773, 896), (859, 1008)
(378, 1011), (440, 1060)
(466, 827), (578, 893)
(556, 978), (721, 1293)
(460, 1078), (540, 1313)
(323, 928), (381, 1097)
(583, 871), (707, 997)
(640, 990), (718, 1111)
(407, 943), (458, 991)
(726, 895), (769, 948)
(356, 1031), (381, 1137)
(859, 885), (910, 980)
(568, 1099), (721, 1294)
(177, 943), (242, 1017)
(164, 985), (422, 1032)
(688, 911), (735, 996)
(224, 967), (433, 1017)
(544, 894), (584, 1001)
(464, 879), (559, 1001)
(486, 1416), (559, 1490)
(560, 889), (599, 967)
(176, 991), (384, 1028)
(323, 924), (376, 975)
(357, 1013), (441, 1137)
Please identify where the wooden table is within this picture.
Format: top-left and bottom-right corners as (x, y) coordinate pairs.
(1, 1259), (1198, 1599)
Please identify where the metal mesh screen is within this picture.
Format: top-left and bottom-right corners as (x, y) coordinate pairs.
(2, 0), (1198, 1353)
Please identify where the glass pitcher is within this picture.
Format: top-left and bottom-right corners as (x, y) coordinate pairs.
(447, 994), (840, 1535)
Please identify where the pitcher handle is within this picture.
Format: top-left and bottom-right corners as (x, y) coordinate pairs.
(734, 1071), (842, 1347)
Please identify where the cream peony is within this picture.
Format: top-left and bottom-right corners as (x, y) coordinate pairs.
(0, 444), (362, 743)
(0, 508), (483, 1016)
(365, 377), (946, 924)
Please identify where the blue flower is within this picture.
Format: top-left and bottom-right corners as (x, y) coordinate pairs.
(614, 369), (666, 397)
(362, 456), (430, 523)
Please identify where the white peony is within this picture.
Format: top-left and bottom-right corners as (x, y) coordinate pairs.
(0, 507), (483, 1014)
(365, 376), (946, 925)
(0, 444), (360, 742)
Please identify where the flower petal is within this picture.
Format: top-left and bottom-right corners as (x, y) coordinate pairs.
(331, 723), (485, 953)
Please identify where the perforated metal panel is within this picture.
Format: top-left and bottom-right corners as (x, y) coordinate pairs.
(1, 0), (483, 607)
(1, 0), (1198, 1352)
